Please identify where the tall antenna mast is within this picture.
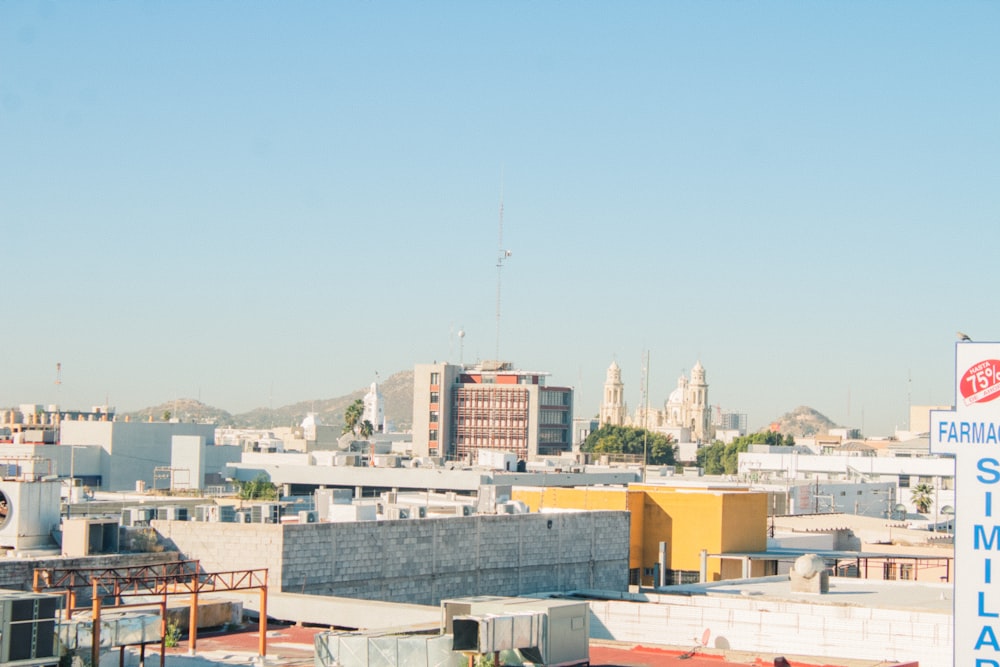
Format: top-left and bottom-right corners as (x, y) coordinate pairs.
(495, 172), (512, 362)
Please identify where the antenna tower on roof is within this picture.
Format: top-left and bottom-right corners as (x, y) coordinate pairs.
(495, 171), (512, 362)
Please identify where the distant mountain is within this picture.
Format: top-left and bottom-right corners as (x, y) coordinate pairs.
(767, 406), (840, 438)
(126, 398), (235, 425)
(123, 369), (415, 431)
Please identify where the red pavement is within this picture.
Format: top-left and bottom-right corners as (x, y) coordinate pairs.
(153, 624), (902, 667)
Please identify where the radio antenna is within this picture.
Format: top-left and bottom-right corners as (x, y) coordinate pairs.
(495, 171), (512, 362)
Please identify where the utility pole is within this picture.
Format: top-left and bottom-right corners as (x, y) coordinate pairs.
(642, 351), (650, 480)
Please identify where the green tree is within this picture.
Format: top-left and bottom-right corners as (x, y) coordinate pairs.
(581, 424), (676, 465)
(359, 419), (374, 440)
(910, 483), (934, 513)
(237, 473), (278, 500)
(343, 399), (363, 436)
(697, 431), (795, 475)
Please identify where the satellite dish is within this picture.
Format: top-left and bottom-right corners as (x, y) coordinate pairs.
(941, 505), (955, 515)
(894, 503), (907, 512)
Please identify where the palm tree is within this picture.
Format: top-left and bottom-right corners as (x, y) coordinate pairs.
(343, 399), (363, 436)
(911, 483), (934, 514)
(359, 419), (374, 440)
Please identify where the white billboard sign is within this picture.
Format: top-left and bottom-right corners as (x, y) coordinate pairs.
(931, 342), (1000, 665)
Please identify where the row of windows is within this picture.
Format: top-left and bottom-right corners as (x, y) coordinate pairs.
(456, 417), (527, 427)
(456, 435), (527, 446)
(539, 410), (569, 425)
(540, 390), (570, 407)
(899, 475), (951, 489)
(455, 397), (529, 409)
(539, 429), (569, 444)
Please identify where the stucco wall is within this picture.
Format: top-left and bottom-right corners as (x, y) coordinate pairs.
(60, 421), (217, 491)
(585, 584), (950, 665)
(513, 485), (768, 583)
(154, 510), (628, 605)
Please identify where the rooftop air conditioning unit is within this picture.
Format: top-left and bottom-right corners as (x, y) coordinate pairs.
(0, 592), (59, 664)
(234, 511), (251, 524)
(194, 505), (219, 522)
(124, 507), (154, 526)
(386, 506), (410, 520)
(298, 510), (318, 523)
(252, 503), (280, 524)
(219, 505), (236, 523)
(156, 506), (189, 521)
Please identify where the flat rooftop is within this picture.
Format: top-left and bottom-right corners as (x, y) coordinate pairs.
(600, 575), (953, 614)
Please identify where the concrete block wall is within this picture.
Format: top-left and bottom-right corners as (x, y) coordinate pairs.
(282, 511), (630, 605)
(157, 511), (629, 606)
(0, 551), (178, 594)
(585, 585), (951, 665)
(153, 520), (283, 582)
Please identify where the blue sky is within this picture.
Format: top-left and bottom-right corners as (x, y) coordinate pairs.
(2, 1), (997, 436)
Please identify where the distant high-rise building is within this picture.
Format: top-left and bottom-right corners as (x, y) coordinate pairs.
(412, 361), (573, 461)
(714, 409), (748, 435)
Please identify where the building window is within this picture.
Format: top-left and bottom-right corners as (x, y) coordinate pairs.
(899, 475), (911, 488)
(429, 411), (439, 424)
(430, 391), (439, 404)
(430, 372), (440, 385)
(429, 429), (438, 442)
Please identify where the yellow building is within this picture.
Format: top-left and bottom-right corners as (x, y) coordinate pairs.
(512, 483), (768, 586)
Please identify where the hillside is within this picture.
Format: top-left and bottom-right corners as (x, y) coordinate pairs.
(767, 405), (840, 438)
(123, 369), (415, 431)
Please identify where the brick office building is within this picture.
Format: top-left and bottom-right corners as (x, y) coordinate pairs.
(412, 361), (573, 461)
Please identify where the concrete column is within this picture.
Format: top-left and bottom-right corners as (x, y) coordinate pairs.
(699, 549), (708, 583)
(658, 542), (667, 588)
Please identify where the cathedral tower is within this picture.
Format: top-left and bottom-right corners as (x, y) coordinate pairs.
(688, 361), (710, 441)
(599, 360), (627, 426)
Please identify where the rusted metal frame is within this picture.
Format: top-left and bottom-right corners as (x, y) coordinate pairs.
(34, 560), (201, 593)
(69, 567), (268, 663)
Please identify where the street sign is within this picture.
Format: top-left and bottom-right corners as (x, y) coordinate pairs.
(931, 342), (1000, 665)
